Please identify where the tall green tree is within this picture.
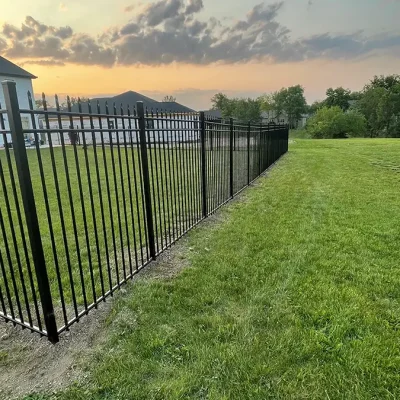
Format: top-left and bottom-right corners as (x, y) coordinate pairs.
(271, 89), (287, 122)
(258, 94), (275, 113)
(377, 83), (400, 137)
(349, 91), (363, 101)
(356, 87), (386, 137)
(210, 93), (235, 118)
(325, 87), (352, 111)
(309, 100), (325, 115)
(356, 75), (400, 137)
(366, 75), (400, 92)
(233, 98), (262, 123)
(210, 93), (261, 122)
(211, 93), (229, 111)
(262, 85), (307, 127)
(280, 85), (308, 128)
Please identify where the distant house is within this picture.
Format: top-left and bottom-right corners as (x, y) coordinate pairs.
(261, 110), (287, 125)
(261, 110), (310, 128)
(42, 91), (197, 145)
(68, 91), (195, 114)
(0, 56), (37, 145)
(202, 109), (223, 120)
(297, 114), (310, 129)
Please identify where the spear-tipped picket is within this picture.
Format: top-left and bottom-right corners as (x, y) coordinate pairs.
(55, 94), (61, 111)
(27, 91), (34, 110)
(66, 95), (72, 112)
(0, 107), (5, 131)
(42, 93), (48, 111)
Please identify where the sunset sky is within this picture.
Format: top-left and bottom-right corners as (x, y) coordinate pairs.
(1, 0), (400, 109)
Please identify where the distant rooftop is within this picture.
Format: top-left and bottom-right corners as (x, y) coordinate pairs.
(0, 56), (37, 79)
(202, 109), (222, 119)
(70, 91), (195, 113)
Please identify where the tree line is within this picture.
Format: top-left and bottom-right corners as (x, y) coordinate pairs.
(307, 75), (400, 138)
(210, 74), (400, 138)
(210, 85), (308, 128)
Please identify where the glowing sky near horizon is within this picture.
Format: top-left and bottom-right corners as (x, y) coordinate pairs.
(1, 0), (400, 109)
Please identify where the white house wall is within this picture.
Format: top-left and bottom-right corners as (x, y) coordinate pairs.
(0, 75), (37, 146)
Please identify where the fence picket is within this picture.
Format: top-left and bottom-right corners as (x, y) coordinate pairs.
(0, 89), (288, 342)
(2, 81), (58, 343)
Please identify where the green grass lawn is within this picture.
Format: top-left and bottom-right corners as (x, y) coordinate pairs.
(21, 138), (400, 399)
(0, 143), (255, 329)
(0, 144), (203, 325)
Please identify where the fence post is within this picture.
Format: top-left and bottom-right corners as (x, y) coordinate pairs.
(286, 126), (289, 153)
(137, 101), (156, 260)
(229, 118), (234, 198)
(247, 122), (250, 185)
(269, 128), (272, 165)
(199, 112), (207, 218)
(2, 81), (59, 343)
(259, 124), (262, 176)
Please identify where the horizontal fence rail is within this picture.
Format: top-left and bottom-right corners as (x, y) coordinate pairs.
(0, 81), (289, 342)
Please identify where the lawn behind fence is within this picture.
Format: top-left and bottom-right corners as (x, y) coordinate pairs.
(21, 138), (400, 399)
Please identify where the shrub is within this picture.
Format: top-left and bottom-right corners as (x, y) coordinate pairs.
(306, 106), (366, 139)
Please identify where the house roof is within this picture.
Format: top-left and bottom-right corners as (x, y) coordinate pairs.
(0, 56), (37, 79)
(202, 109), (222, 119)
(70, 91), (195, 114)
(160, 102), (195, 113)
(112, 91), (159, 108)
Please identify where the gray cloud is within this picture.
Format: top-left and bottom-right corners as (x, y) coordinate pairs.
(302, 31), (400, 60)
(68, 34), (116, 66)
(6, 35), (70, 59)
(247, 1), (283, 24)
(1, 2), (400, 68)
(24, 16), (48, 35)
(185, 0), (203, 15)
(54, 26), (73, 39)
(2, 23), (35, 40)
(0, 38), (7, 51)
(138, 0), (183, 27)
(21, 59), (66, 66)
(120, 22), (140, 35)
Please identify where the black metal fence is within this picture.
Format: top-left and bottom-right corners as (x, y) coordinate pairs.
(0, 80), (288, 342)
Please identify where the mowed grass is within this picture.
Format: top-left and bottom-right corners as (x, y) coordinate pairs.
(24, 138), (400, 399)
(0, 143), (255, 327)
(0, 144), (203, 323)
